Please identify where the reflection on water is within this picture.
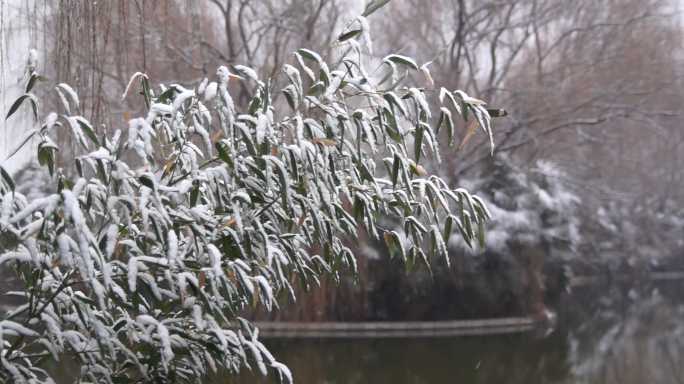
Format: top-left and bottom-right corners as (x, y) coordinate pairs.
(562, 283), (684, 384)
(242, 282), (684, 384)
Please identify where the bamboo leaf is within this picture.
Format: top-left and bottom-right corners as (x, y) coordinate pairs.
(6, 94), (34, 120)
(384, 54), (418, 70)
(362, 0), (390, 17)
(339, 29), (362, 42)
(459, 119), (479, 149)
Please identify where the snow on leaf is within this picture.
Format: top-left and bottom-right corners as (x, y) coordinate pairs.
(383, 54), (418, 70)
(0, 252), (32, 267)
(256, 113), (270, 145)
(57, 83), (79, 109)
(409, 88), (431, 118)
(122, 72), (145, 102)
(357, 16), (373, 55)
(233, 65), (259, 85)
(273, 362), (293, 384)
(204, 82), (218, 100)
(172, 90), (196, 116)
(420, 64), (434, 86)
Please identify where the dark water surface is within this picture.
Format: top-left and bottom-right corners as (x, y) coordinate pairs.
(5, 280), (684, 383)
(241, 281), (684, 384)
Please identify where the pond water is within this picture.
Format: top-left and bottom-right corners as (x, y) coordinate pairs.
(241, 281), (684, 384)
(5, 280), (684, 384)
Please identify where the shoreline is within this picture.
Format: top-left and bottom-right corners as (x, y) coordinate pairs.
(252, 316), (551, 338)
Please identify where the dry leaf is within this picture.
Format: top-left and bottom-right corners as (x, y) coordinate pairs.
(408, 160), (427, 175)
(291, 272), (298, 284)
(119, 367), (139, 376)
(459, 119), (479, 149)
(114, 233), (124, 259)
(121, 73), (143, 102)
(210, 130), (222, 142)
(198, 271), (206, 288)
(252, 281), (259, 307)
(228, 74), (244, 81)
(420, 65), (434, 86)
(460, 96), (487, 105)
(50, 259), (61, 271)
(205, 351), (218, 373)
(185, 224), (196, 244)
(271, 144), (278, 156)
(226, 268), (237, 285)
(124, 110), (130, 122)
(219, 218), (235, 228)
(312, 138), (339, 146)
(297, 212), (307, 227)
(135, 164), (148, 176)
(164, 156), (176, 173)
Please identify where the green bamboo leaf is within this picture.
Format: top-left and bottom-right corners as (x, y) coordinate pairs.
(77, 119), (100, 147)
(477, 218), (486, 251)
(443, 215), (453, 244)
(362, 0), (390, 17)
(418, 249), (433, 280)
(25, 74), (38, 93)
(215, 142), (232, 166)
(283, 88), (296, 110)
(381, 72), (406, 93)
(428, 39), (454, 63)
(0, 165), (14, 193)
(189, 181), (199, 206)
(429, 230), (436, 261)
(339, 29), (362, 42)
(446, 110), (454, 147)
(297, 49), (321, 63)
(384, 55), (418, 70)
(435, 110), (445, 135)
(414, 125), (423, 163)
(139, 174), (156, 191)
(6, 129), (38, 160)
(307, 81), (325, 95)
(487, 108), (509, 117)
(6, 94), (35, 121)
(454, 215), (472, 249)
(141, 76), (152, 110)
(405, 247), (415, 275)
(392, 153), (400, 189)
(96, 159), (108, 183)
(155, 86), (176, 103)
(75, 157), (84, 178)
(44, 148), (55, 177)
